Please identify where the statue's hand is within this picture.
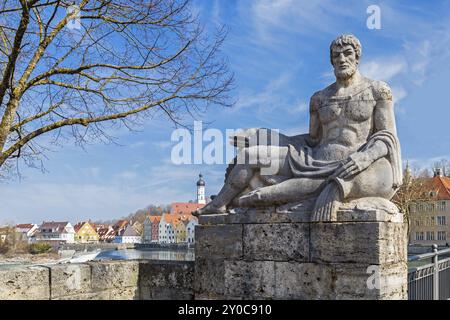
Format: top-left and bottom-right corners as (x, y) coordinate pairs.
(333, 151), (373, 179)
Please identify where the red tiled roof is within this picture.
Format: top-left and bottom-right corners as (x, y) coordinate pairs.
(149, 216), (161, 223)
(113, 220), (128, 231)
(73, 222), (84, 233)
(40, 221), (70, 232)
(424, 176), (450, 200)
(16, 224), (34, 229)
(171, 202), (205, 215)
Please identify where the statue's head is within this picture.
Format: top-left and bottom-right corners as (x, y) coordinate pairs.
(330, 34), (361, 80)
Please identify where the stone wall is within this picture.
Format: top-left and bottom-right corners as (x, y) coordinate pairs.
(0, 206), (408, 300)
(0, 260), (194, 300)
(194, 206), (408, 300)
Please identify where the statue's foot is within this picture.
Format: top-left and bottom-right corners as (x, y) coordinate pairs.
(311, 182), (341, 222)
(192, 203), (227, 217)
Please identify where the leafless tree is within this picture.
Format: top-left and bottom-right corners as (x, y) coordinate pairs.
(392, 165), (432, 236)
(0, 0), (233, 178)
(433, 159), (450, 177)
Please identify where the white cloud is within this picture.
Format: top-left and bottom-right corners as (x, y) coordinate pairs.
(233, 71), (294, 112)
(287, 101), (308, 115)
(129, 141), (146, 149)
(360, 57), (407, 82)
(392, 86), (407, 105)
(248, 0), (358, 45)
(391, 86), (408, 115)
(115, 170), (138, 180)
(152, 141), (172, 149)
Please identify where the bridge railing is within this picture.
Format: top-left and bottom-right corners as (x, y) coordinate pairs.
(408, 244), (450, 300)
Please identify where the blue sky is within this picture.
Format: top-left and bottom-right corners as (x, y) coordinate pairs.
(1, 0), (450, 224)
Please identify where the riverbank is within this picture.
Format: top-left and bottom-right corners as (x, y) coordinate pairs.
(0, 252), (60, 265)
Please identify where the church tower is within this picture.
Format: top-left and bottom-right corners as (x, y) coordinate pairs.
(196, 173), (206, 204)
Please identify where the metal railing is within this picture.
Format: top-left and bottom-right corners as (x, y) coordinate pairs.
(408, 244), (450, 300)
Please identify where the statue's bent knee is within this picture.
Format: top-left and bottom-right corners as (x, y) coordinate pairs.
(338, 157), (395, 200)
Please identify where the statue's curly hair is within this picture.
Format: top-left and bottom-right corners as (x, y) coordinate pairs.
(329, 34), (362, 65)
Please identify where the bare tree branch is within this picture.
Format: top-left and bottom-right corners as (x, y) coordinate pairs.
(0, 0), (233, 178)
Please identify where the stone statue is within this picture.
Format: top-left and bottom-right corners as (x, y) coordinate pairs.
(194, 34), (402, 221)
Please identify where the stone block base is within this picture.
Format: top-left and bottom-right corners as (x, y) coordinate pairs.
(194, 205), (407, 300)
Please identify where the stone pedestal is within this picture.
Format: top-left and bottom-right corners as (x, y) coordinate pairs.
(194, 199), (407, 300)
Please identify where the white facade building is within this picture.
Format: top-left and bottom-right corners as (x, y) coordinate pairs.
(186, 219), (198, 244)
(37, 222), (75, 243)
(120, 224), (142, 244)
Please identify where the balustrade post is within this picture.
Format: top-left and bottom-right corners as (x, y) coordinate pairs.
(433, 244), (439, 300)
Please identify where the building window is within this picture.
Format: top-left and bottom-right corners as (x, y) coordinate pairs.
(416, 232), (424, 241)
(415, 220), (420, 226)
(426, 231), (435, 241)
(438, 231), (446, 241)
(431, 216), (435, 226)
(437, 216), (447, 226)
(437, 201), (446, 211)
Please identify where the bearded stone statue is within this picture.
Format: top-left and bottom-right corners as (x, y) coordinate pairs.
(194, 34), (402, 222)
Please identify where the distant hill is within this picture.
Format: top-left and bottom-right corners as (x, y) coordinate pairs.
(94, 204), (171, 226)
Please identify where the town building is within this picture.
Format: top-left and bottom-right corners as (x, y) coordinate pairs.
(173, 218), (187, 243)
(143, 216), (152, 244)
(112, 220), (128, 238)
(74, 221), (99, 243)
(95, 225), (116, 243)
(35, 221), (76, 244)
(15, 224), (39, 243)
(122, 224), (142, 244)
(159, 213), (178, 244)
(115, 223), (142, 244)
(143, 216), (161, 244)
(185, 217), (198, 244)
(150, 216), (161, 243)
(409, 168), (450, 246)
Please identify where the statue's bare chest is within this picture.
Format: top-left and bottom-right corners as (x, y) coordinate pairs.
(317, 88), (376, 125)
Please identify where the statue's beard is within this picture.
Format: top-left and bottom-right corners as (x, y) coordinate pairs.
(334, 64), (357, 80)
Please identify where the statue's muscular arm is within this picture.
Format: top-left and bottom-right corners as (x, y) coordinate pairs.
(306, 92), (322, 147)
(334, 82), (393, 179)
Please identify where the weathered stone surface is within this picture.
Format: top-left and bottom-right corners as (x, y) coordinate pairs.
(310, 221), (407, 264)
(53, 291), (111, 300)
(109, 287), (140, 300)
(0, 260), (196, 300)
(88, 260), (139, 290)
(339, 197), (399, 215)
(198, 210), (310, 225)
(139, 260), (193, 289)
(274, 262), (335, 299)
(140, 287), (194, 300)
(195, 225), (242, 259)
(198, 214), (229, 225)
(0, 266), (50, 300)
(224, 261), (275, 299)
(332, 262), (407, 300)
(194, 258), (225, 298)
(243, 223), (309, 261)
(337, 209), (403, 223)
(50, 264), (92, 299)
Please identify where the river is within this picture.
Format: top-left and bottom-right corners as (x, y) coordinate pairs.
(93, 248), (195, 262)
